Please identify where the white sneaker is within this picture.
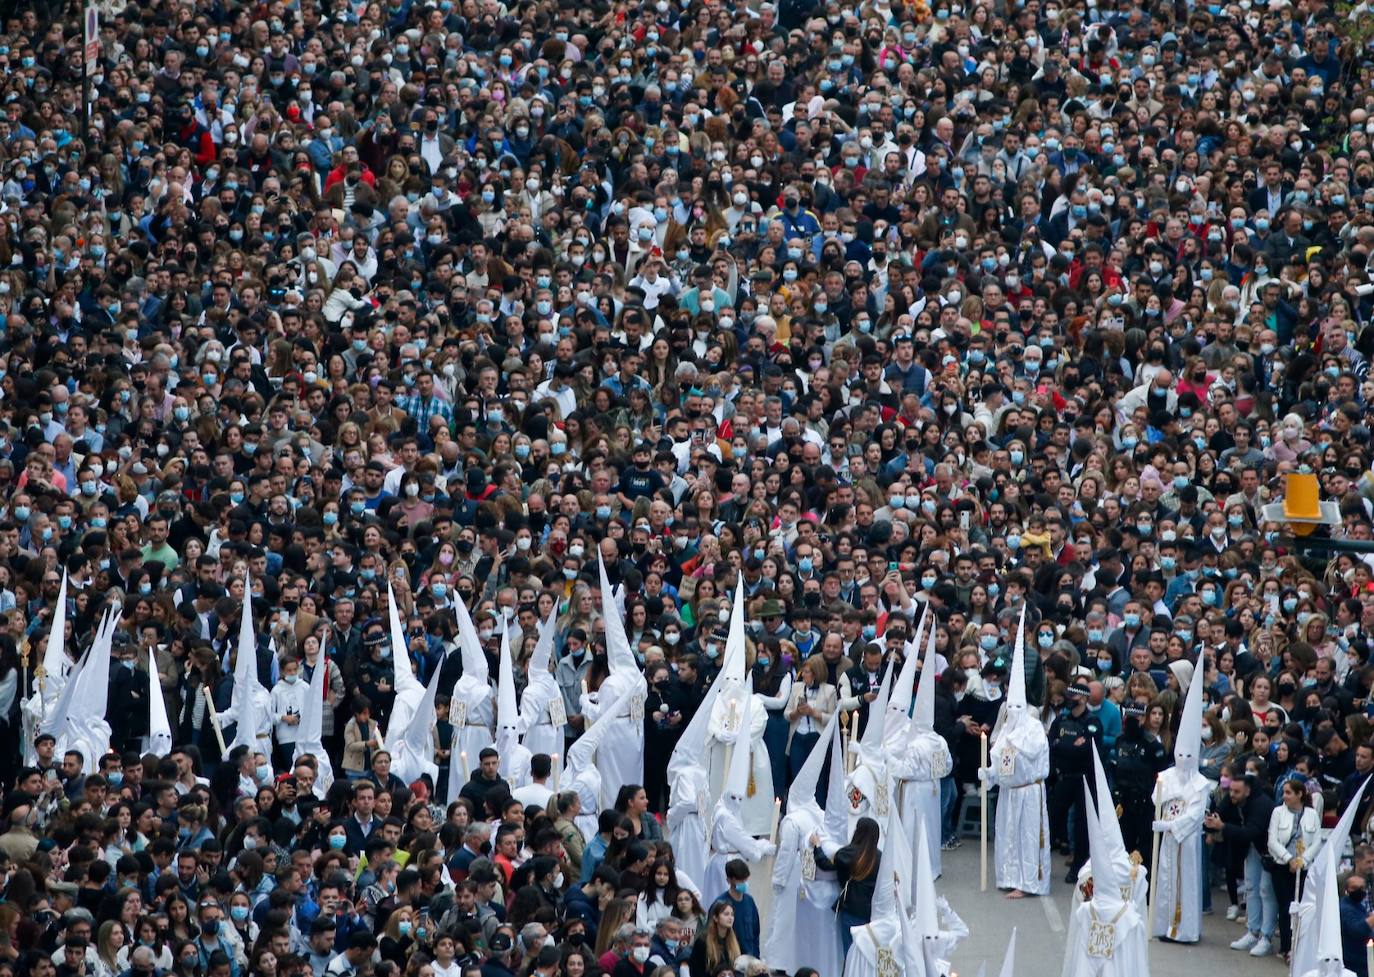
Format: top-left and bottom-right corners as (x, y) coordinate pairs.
(1226, 905), (1240, 921)
(1249, 938), (1274, 958)
(1231, 932), (1259, 951)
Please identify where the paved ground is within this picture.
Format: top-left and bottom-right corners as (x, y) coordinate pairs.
(936, 840), (1283, 977)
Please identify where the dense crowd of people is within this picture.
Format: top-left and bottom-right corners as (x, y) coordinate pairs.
(0, 0), (1373, 971)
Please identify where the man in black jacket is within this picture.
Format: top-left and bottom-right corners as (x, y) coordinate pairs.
(1048, 683), (1104, 881)
(1206, 773), (1277, 956)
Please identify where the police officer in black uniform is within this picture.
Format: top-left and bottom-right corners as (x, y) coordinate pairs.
(1050, 681), (1105, 882)
(1114, 702), (1169, 858)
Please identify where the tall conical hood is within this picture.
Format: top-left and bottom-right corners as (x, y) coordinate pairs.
(911, 810), (940, 937)
(388, 583), (425, 701)
(598, 550), (637, 677)
(1085, 775), (1124, 915)
(452, 591), (489, 684)
(299, 641), (327, 745)
(147, 647), (172, 756)
(823, 715), (849, 843)
(530, 603), (558, 675)
(1091, 741), (1131, 871)
(859, 656), (894, 754)
(496, 626), (520, 736)
(403, 657), (444, 754)
(667, 650), (725, 782)
(997, 928), (1017, 977)
(67, 605), (117, 726)
(41, 604), (115, 737)
(229, 577), (264, 757)
(883, 607), (926, 752)
(1007, 604), (1028, 712)
(40, 570), (70, 703)
(1173, 642), (1205, 773)
(789, 706), (840, 811)
(718, 573), (749, 687)
(914, 606), (939, 733)
(1316, 841), (1344, 966)
(868, 793), (900, 924)
(723, 679), (757, 799)
(567, 686), (634, 776)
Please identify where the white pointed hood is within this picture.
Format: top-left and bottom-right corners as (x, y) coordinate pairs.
(390, 653), (444, 787)
(668, 651), (725, 782)
(997, 928), (1017, 977)
(823, 714), (849, 844)
(496, 625), (520, 737)
(495, 627), (534, 783)
(1315, 842), (1345, 971)
(299, 643), (326, 746)
(723, 679), (757, 799)
(910, 808), (940, 937)
(598, 550), (637, 678)
(789, 706), (840, 813)
(40, 607), (107, 738)
(883, 608), (926, 752)
(40, 570), (70, 704)
(1007, 604), (1028, 713)
(452, 591), (490, 685)
(228, 577), (265, 759)
(1086, 775), (1125, 916)
(913, 607), (939, 733)
(859, 656), (894, 758)
(1173, 643), (1205, 774)
(868, 796), (899, 925)
(1295, 775), (1369, 977)
(1092, 742), (1134, 875)
(519, 604), (563, 733)
(294, 642), (334, 796)
(718, 574), (749, 689)
(388, 583), (425, 700)
(147, 647), (172, 756)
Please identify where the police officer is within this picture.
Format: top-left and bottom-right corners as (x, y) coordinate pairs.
(1050, 681), (1105, 882)
(1115, 702), (1169, 858)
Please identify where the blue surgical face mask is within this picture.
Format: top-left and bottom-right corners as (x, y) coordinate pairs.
(980, 634), (998, 651)
(1123, 613), (1140, 628)
(733, 881), (748, 894)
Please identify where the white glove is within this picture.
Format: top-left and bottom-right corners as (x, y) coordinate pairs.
(977, 766), (993, 785)
(760, 843), (777, 858)
(1151, 820), (1169, 833)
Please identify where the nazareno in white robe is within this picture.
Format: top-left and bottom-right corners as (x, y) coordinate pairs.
(902, 730), (953, 881)
(666, 764), (713, 894)
(989, 718), (1051, 895)
(1064, 863), (1150, 977)
(582, 680), (645, 811)
(707, 692), (775, 837)
(1151, 766), (1209, 943)
(703, 797), (772, 907)
(764, 806), (842, 977)
(1062, 901), (1150, 977)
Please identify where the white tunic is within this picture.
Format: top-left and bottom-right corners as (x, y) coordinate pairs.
(989, 718), (1051, 895)
(583, 680), (645, 810)
(902, 731), (953, 882)
(667, 765), (714, 894)
(1151, 768), (1209, 943)
(707, 689), (775, 836)
(1062, 903), (1150, 977)
(703, 799), (772, 907)
(764, 806), (843, 977)
(447, 678), (494, 802)
(1064, 864), (1150, 977)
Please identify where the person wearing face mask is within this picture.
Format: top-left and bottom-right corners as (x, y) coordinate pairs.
(269, 657), (308, 772)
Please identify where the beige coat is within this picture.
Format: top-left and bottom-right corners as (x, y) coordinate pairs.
(784, 680), (838, 752)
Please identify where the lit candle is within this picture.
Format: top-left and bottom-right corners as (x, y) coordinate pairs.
(1366, 938), (1373, 977)
(770, 797), (782, 845)
(458, 750), (469, 788)
(551, 752), (562, 793)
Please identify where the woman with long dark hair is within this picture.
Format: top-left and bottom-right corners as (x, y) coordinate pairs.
(815, 816), (881, 957)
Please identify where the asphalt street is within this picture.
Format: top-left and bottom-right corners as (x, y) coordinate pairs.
(936, 840), (1278, 977)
